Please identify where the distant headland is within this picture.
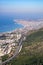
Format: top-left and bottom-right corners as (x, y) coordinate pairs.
(14, 19), (43, 30)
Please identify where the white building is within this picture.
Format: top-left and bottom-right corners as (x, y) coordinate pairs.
(17, 34), (21, 41)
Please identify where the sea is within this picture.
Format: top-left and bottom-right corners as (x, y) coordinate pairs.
(0, 14), (23, 33)
(0, 13), (43, 33)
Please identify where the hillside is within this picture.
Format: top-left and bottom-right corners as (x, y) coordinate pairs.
(5, 28), (43, 65)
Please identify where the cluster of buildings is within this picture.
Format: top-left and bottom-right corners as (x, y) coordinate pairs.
(0, 32), (21, 56)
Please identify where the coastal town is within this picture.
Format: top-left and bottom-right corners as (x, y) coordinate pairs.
(0, 20), (43, 65)
(0, 31), (21, 57)
(0, 20), (43, 57)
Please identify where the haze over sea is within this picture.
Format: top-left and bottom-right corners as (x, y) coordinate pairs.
(0, 0), (43, 33)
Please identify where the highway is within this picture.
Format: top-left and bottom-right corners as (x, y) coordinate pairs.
(1, 35), (24, 65)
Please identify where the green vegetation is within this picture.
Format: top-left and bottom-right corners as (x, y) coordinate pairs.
(23, 30), (43, 46)
(3, 28), (43, 65)
(2, 54), (9, 61)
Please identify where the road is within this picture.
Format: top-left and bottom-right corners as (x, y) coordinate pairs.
(1, 35), (24, 65)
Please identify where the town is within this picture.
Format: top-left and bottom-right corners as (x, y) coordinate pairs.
(0, 31), (21, 57)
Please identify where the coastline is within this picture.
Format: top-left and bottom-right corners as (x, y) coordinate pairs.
(0, 19), (43, 34)
(14, 19), (43, 30)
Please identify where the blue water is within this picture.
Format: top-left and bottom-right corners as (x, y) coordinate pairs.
(0, 15), (23, 33)
(0, 13), (43, 33)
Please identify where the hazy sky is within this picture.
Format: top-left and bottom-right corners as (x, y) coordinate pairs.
(0, 0), (43, 14)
